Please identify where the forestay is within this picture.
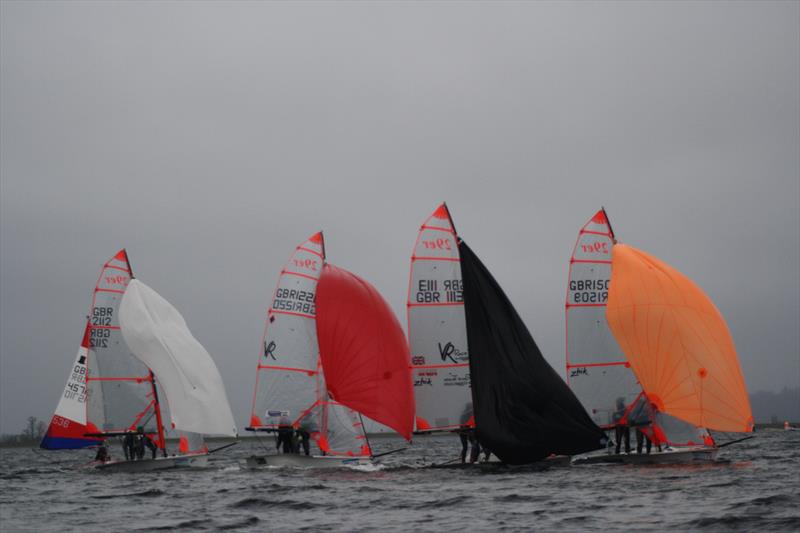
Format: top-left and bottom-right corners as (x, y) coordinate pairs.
(565, 210), (642, 428)
(119, 279), (237, 437)
(407, 203), (472, 432)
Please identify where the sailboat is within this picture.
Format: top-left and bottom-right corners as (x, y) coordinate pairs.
(408, 203), (606, 465)
(41, 250), (238, 471)
(566, 209), (754, 464)
(246, 232), (414, 468)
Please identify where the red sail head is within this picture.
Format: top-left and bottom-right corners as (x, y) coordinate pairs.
(315, 264), (415, 440)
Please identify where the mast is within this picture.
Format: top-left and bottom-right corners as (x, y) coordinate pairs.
(601, 206), (616, 243)
(149, 371), (168, 457)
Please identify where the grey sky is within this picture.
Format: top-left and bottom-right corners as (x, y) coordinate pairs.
(1, 1), (798, 434)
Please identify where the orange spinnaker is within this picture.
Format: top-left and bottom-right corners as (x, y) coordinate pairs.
(606, 244), (753, 433)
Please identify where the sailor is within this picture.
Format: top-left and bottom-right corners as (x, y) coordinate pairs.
(276, 416), (294, 454)
(94, 445), (109, 463)
(458, 427), (480, 464)
(135, 427), (146, 460)
(145, 435), (159, 459)
(123, 432), (136, 461)
(612, 397), (631, 454)
(296, 429), (311, 456)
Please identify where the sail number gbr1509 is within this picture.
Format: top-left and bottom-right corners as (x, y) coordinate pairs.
(569, 279), (609, 304)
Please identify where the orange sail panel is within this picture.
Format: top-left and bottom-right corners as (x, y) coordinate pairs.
(316, 264), (415, 440)
(605, 244), (753, 433)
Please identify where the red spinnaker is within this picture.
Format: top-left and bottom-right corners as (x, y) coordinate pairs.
(316, 264), (415, 440)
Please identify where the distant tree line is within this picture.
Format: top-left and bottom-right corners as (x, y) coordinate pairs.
(0, 416), (47, 447)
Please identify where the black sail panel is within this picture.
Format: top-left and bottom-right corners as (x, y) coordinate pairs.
(459, 239), (605, 464)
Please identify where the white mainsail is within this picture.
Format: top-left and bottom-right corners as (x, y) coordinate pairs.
(407, 203), (472, 432)
(119, 279), (237, 437)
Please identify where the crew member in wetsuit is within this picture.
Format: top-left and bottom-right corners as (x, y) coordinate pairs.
(135, 427), (146, 460)
(145, 435), (159, 459)
(123, 432), (136, 461)
(296, 429), (311, 456)
(612, 397), (631, 454)
(459, 427), (480, 464)
(276, 417), (294, 453)
(94, 445), (109, 463)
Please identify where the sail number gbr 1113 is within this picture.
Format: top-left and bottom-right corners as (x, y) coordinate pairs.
(569, 279), (609, 304)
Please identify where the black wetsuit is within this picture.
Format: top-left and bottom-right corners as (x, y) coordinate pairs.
(276, 427), (294, 453)
(123, 434), (136, 461)
(459, 429), (480, 463)
(296, 430), (310, 456)
(145, 436), (158, 459)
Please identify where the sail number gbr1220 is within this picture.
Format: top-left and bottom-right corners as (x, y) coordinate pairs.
(569, 279), (609, 304)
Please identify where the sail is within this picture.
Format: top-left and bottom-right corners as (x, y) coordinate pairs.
(249, 232), (326, 431)
(41, 324), (103, 449)
(407, 203), (471, 432)
(119, 279), (238, 437)
(459, 239), (606, 464)
(316, 263), (414, 441)
(248, 233), (368, 456)
(606, 244), (754, 433)
(565, 209), (643, 427)
(84, 250), (159, 435)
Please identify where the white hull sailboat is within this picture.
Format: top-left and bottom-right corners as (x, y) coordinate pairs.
(565, 210), (754, 465)
(41, 250), (238, 470)
(245, 232), (414, 468)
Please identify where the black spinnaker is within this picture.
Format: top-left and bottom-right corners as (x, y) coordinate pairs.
(459, 239), (606, 465)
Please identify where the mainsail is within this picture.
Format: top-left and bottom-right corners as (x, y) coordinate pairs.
(606, 244), (754, 434)
(407, 203), (472, 432)
(119, 279), (237, 437)
(248, 232), (372, 456)
(460, 240), (606, 464)
(40, 325), (102, 449)
(565, 209), (642, 427)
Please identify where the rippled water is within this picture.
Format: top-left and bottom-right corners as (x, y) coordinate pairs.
(1, 429), (798, 531)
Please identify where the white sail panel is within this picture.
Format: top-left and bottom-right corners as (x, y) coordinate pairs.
(53, 346), (91, 427)
(119, 279), (237, 437)
(566, 210), (641, 428)
(85, 251), (155, 433)
(250, 232), (325, 430)
(408, 204), (472, 432)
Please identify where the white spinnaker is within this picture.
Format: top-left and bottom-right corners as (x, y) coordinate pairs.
(249, 233), (365, 455)
(408, 204), (472, 432)
(566, 210), (641, 427)
(119, 280), (237, 437)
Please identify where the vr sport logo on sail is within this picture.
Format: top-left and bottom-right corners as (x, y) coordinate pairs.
(569, 279), (609, 304)
(272, 288), (316, 315)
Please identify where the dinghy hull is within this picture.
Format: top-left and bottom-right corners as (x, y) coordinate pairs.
(572, 446), (719, 465)
(95, 453), (209, 472)
(245, 454), (371, 469)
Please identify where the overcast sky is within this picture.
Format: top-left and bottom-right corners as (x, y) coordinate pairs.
(1, 1), (798, 434)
